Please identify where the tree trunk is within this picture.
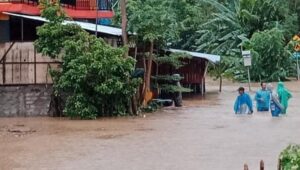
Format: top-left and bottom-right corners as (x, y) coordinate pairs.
(120, 0), (128, 49)
(131, 94), (138, 115)
(48, 92), (65, 117)
(120, 0), (138, 114)
(219, 75), (222, 92)
(142, 41), (154, 106)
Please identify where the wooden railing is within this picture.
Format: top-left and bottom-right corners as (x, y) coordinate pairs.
(244, 159), (282, 170)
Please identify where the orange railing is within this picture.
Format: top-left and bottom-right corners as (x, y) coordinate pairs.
(0, 0), (112, 10)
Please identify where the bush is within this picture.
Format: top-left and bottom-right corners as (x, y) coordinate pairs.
(280, 144), (300, 170)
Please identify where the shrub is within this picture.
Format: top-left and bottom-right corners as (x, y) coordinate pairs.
(280, 144), (300, 170)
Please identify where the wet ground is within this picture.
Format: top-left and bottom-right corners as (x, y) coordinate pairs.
(0, 81), (300, 170)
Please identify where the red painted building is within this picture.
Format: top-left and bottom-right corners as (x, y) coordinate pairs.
(0, 0), (114, 42)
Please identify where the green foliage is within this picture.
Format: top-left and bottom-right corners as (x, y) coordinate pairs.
(113, 0), (300, 82)
(152, 53), (192, 93)
(280, 144), (300, 170)
(117, 0), (177, 45)
(246, 28), (292, 81)
(35, 2), (140, 119)
(197, 0), (299, 82)
(154, 52), (192, 69)
(159, 84), (192, 93)
(152, 75), (184, 82)
(166, 0), (215, 50)
(35, 0), (78, 58)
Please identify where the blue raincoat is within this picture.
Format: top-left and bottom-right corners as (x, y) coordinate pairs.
(255, 89), (271, 111)
(234, 93), (253, 114)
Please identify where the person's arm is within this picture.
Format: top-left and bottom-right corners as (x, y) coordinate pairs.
(255, 91), (263, 102)
(272, 94), (284, 110)
(287, 91), (292, 99)
(247, 94), (253, 113)
(234, 97), (239, 114)
(254, 91), (259, 101)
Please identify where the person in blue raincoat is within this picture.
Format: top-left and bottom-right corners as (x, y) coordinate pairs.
(255, 82), (271, 112)
(277, 82), (292, 114)
(234, 87), (253, 114)
(267, 83), (284, 117)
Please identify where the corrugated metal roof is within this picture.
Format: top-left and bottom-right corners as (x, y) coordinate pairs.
(169, 49), (221, 63)
(3, 12), (221, 63)
(3, 12), (122, 36)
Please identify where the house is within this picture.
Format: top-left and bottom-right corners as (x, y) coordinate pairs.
(151, 49), (220, 95)
(0, 9), (122, 86)
(167, 49), (220, 95)
(0, 1), (119, 116)
(0, 0), (115, 42)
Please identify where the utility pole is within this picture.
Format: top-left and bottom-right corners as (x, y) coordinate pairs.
(95, 0), (99, 37)
(297, 53), (300, 80)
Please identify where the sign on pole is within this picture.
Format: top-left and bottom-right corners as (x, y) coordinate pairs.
(242, 50), (251, 91)
(293, 52), (300, 80)
(242, 50), (252, 66)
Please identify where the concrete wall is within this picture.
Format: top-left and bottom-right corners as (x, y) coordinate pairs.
(0, 85), (52, 117)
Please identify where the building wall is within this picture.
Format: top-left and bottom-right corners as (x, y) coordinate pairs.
(0, 85), (52, 117)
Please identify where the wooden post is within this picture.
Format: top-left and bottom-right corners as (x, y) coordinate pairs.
(2, 54), (5, 84)
(260, 160), (264, 170)
(244, 163), (249, 170)
(277, 159), (282, 170)
(34, 46), (37, 84)
(21, 18), (24, 42)
(19, 50), (22, 83)
(201, 61), (209, 96)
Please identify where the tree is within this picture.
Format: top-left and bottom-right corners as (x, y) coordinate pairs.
(153, 53), (192, 94)
(35, 1), (140, 119)
(246, 28), (293, 81)
(125, 0), (176, 105)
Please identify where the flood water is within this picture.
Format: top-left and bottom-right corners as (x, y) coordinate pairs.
(1, 81), (300, 170)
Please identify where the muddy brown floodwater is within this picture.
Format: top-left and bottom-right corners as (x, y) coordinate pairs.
(1, 81), (300, 170)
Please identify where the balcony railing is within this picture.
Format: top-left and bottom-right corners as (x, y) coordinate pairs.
(0, 0), (112, 10)
(2, 0), (39, 5)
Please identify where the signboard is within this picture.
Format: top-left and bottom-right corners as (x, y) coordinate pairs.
(293, 52), (300, 59)
(242, 50), (251, 66)
(293, 35), (300, 51)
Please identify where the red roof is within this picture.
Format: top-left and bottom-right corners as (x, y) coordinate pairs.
(0, 3), (114, 19)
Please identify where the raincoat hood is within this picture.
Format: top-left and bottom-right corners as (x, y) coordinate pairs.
(277, 82), (284, 92)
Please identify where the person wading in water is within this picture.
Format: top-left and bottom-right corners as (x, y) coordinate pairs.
(234, 87), (253, 114)
(277, 82), (292, 114)
(255, 82), (271, 112)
